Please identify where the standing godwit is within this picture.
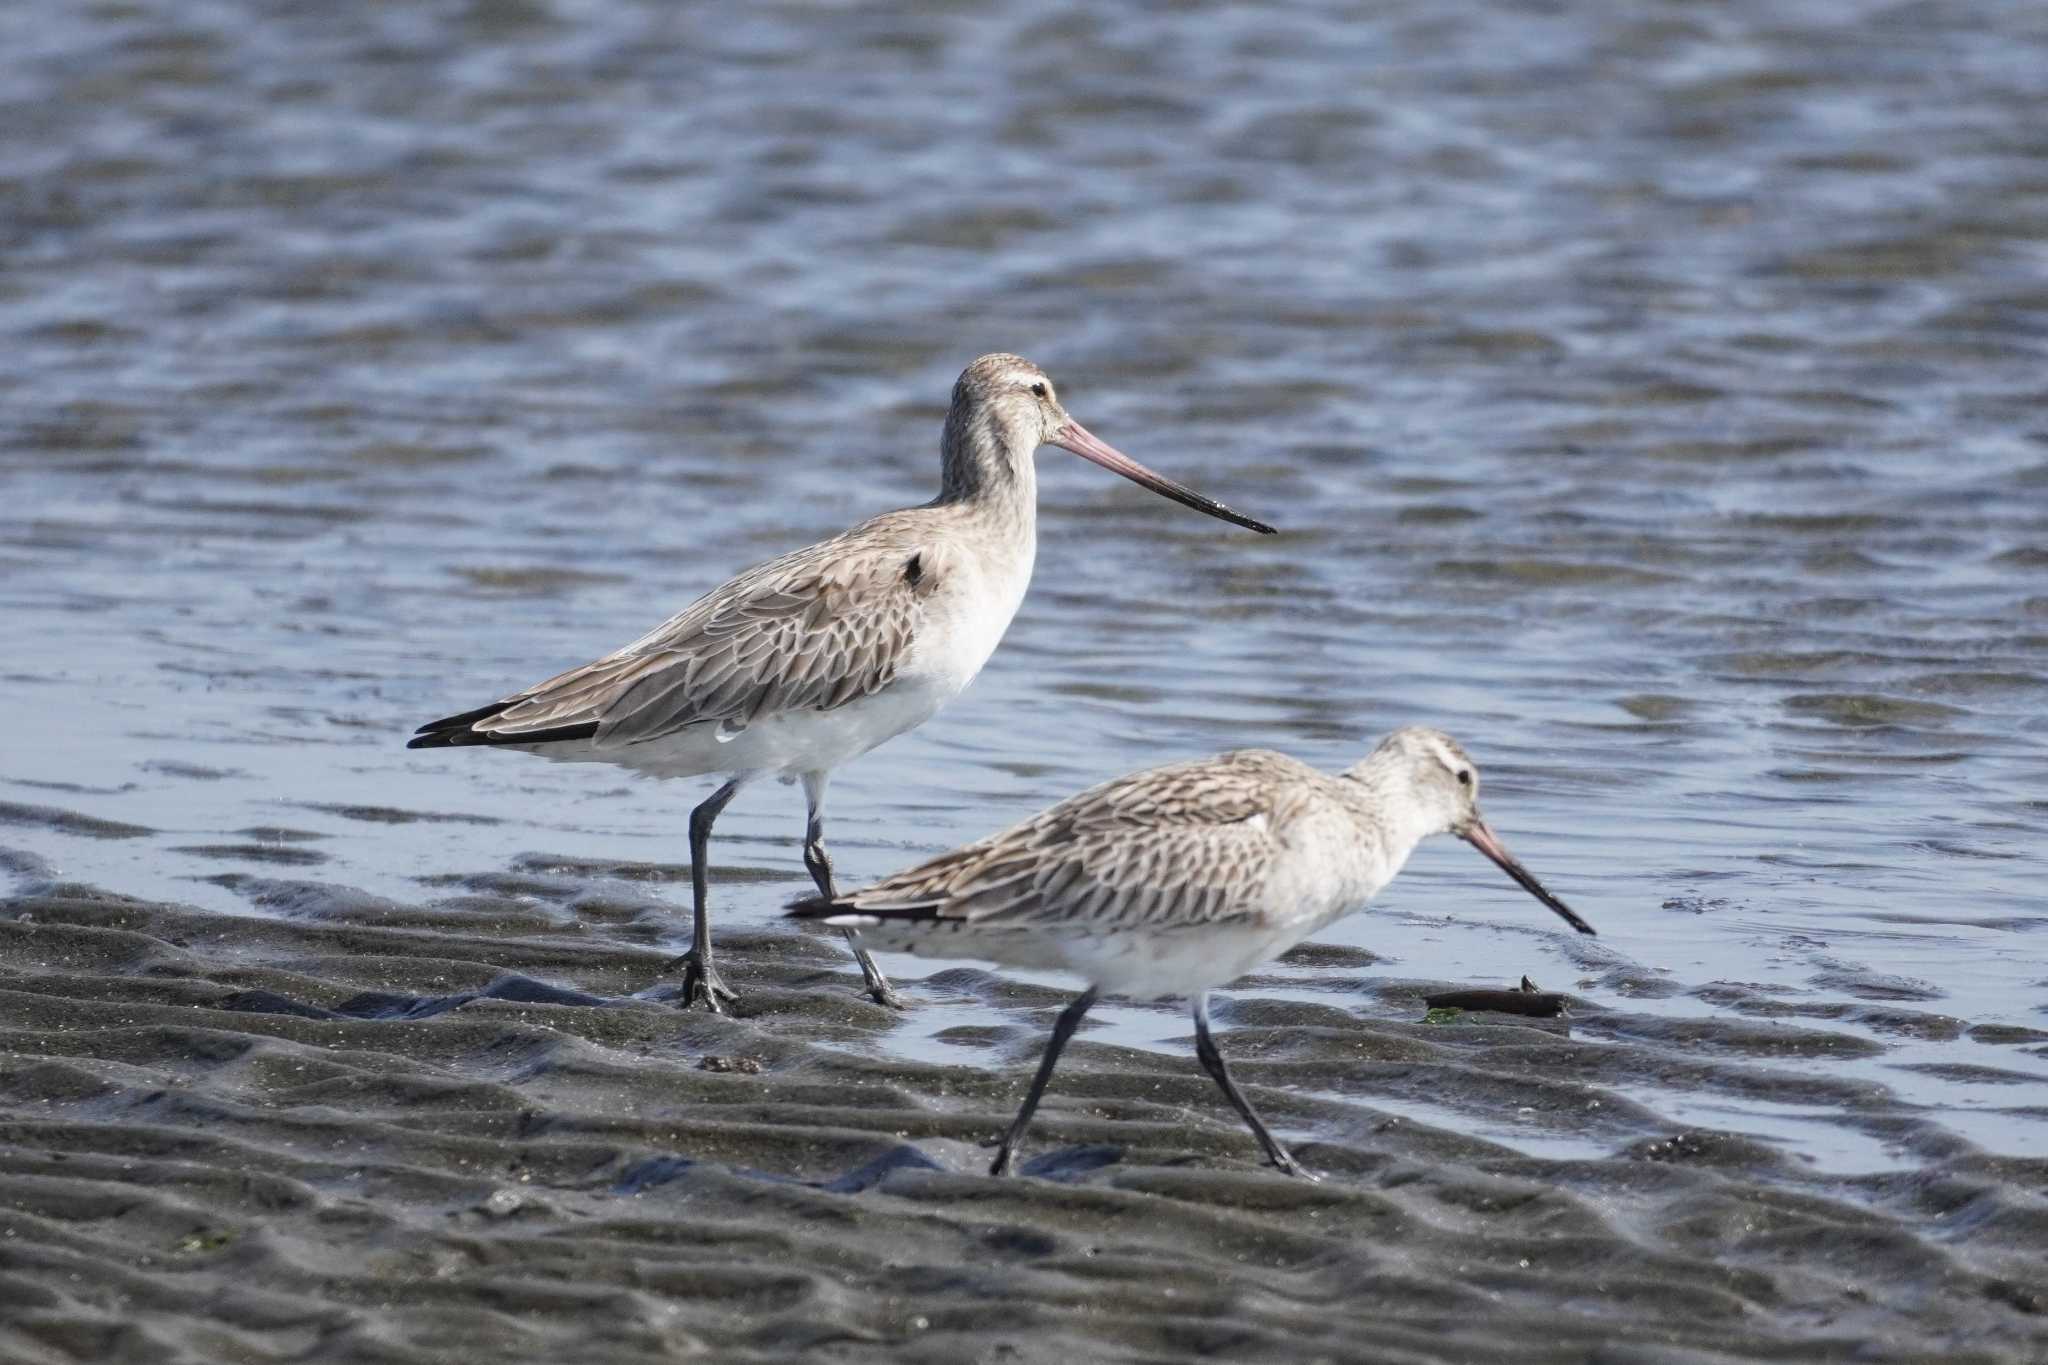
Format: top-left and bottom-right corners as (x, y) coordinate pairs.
(409, 354), (1275, 1012)
(791, 727), (1594, 1178)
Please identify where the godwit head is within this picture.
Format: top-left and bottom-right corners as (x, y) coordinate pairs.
(942, 353), (1276, 534)
(1346, 726), (1594, 935)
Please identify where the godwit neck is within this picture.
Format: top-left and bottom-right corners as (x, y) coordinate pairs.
(938, 353), (1049, 512)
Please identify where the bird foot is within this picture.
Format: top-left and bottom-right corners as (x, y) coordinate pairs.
(672, 949), (739, 1013)
(1267, 1147), (1322, 1182)
(864, 979), (908, 1011)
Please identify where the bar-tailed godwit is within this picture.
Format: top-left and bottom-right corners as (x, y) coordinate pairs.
(791, 727), (1594, 1177)
(410, 354), (1275, 1012)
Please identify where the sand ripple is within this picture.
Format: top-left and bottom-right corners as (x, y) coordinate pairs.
(2, 884), (2042, 1363)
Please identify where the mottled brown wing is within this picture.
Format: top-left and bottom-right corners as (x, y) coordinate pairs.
(834, 750), (1317, 931)
(468, 527), (942, 748)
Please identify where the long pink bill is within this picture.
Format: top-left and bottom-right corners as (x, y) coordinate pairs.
(1051, 419), (1277, 535)
(1461, 818), (1597, 936)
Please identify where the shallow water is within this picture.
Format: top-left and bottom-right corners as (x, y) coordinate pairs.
(4, 0), (2047, 1203)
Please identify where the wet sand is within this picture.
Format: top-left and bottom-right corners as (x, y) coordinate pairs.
(3, 878), (2042, 1364)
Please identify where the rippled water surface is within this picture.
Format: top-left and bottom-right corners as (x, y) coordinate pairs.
(4, 0), (2046, 1174)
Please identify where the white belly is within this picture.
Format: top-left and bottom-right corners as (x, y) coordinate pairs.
(511, 671), (960, 780)
(853, 918), (1318, 1002)
(1051, 923), (1305, 999)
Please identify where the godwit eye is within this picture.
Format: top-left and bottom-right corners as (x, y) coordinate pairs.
(1030, 382), (1048, 398)
(1456, 769), (1472, 787)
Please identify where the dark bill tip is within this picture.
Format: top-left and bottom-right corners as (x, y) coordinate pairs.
(1461, 818), (1596, 936)
(1051, 419), (1278, 535)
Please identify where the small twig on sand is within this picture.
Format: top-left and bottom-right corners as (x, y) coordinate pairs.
(1424, 975), (1568, 1018)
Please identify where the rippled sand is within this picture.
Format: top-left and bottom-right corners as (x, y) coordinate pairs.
(3, 878), (2044, 1362)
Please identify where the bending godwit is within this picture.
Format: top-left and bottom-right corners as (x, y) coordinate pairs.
(410, 354), (1275, 1012)
(791, 727), (1594, 1177)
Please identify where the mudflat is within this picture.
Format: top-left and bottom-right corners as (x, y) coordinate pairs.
(2, 879), (2042, 1364)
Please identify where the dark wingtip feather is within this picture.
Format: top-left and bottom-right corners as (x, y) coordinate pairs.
(788, 895), (952, 925)
(786, 892), (838, 919)
(407, 698), (599, 750)
(411, 698), (515, 741)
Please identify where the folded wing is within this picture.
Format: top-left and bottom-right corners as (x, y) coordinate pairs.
(411, 524), (943, 751)
(800, 749), (1318, 932)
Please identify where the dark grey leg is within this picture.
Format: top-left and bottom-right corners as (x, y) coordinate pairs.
(1191, 992), (1317, 1180)
(991, 987), (1099, 1177)
(800, 771), (903, 1009)
(664, 778), (742, 1012)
